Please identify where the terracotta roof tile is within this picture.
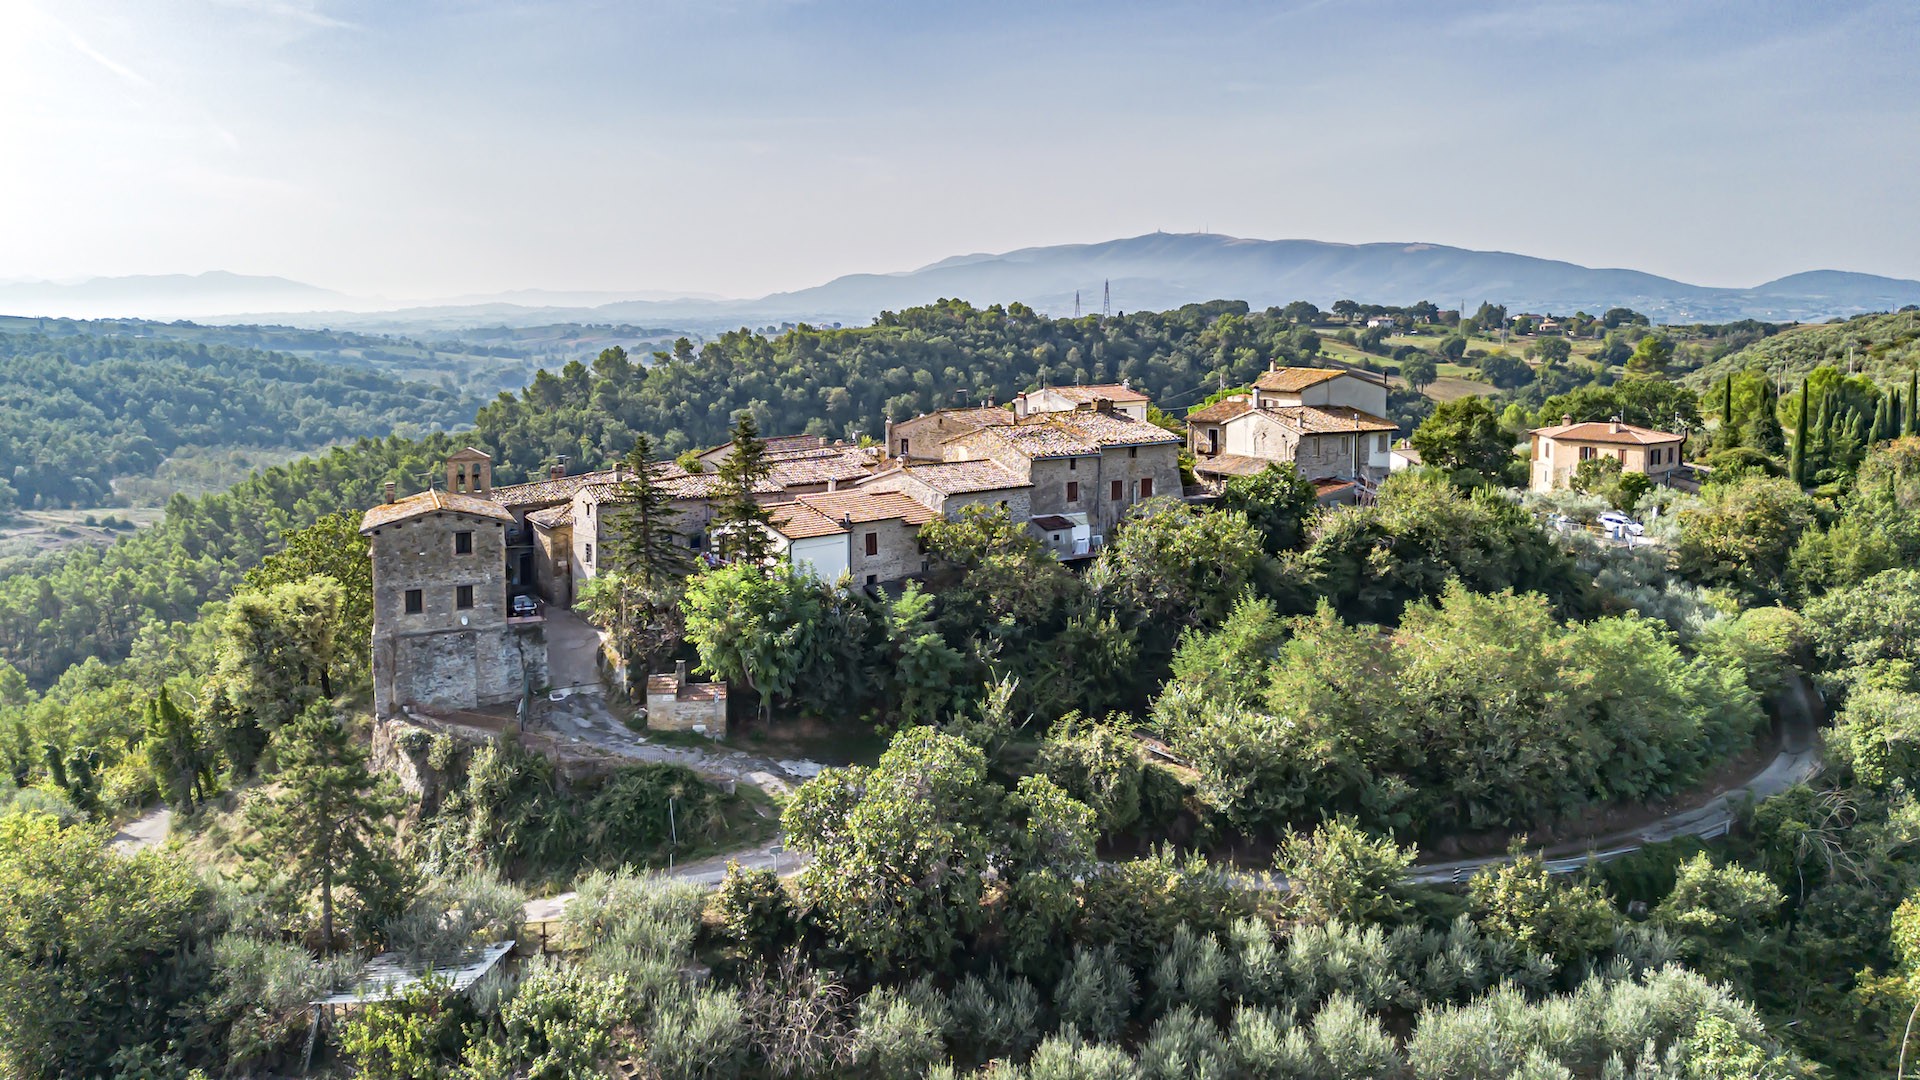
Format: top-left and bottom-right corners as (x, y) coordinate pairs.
(768, 502), (848, 540)
(977, 412), (1181, 458)
(1031, 383), (1150, 404)
(1529, 421), (1684, 446)
(1260, 405), (1398, 435)
(1253, 367), (1349, 393)
(886, 460), (1033, 495)
(1185, 397), (1254, 424)
(490, 469), (621, 508)
(796, 489), (936, 527)
(527, 504), (573, 529)
(1193, 453), (1278, 478)
(360, 489), (514, 532)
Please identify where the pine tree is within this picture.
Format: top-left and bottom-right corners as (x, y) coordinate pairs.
(143, 687), (213, 812)
(712, 413), (777, 566)
(1791, 377), (1809, 486)
(243, 708), (408, 950)
(612, 434), (693, 587)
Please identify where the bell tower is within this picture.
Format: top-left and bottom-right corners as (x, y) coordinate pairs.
(446, 447), (493, 498)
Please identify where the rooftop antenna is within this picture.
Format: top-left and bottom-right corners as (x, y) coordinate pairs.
(1074, 290), (1081, 319)
(1103, 280), (1111, 319)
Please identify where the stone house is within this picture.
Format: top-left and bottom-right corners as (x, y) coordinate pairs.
(1012, 383), (1151, 423)
(886, 406), (1015, 461)
(359, 451), (549, 718)
(1528, 417), (1685, 492)
(763, 489), (936, 586)
(855, 459), (1034, 521)
(940, 403), (1182, 551)
(1186, 365), (1397, 494)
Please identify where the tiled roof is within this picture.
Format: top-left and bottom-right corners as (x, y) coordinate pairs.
(900, 406), (1015, 429)
(1193, 453), (1278, 478)
(768, 502), (848, 540)
(1031, 514), (1076, 530)
(360, 489), (514, 532)
(978, 412), (1181, 458)
(645, 674), (726, 701)
(764, 444), (894, 488)
(490, 469), (621, 508)
(1254, 367), (1349, 393)
(1031, 383), (1150, 404)
(889, 460), (1033, 495)
(1185, 397), (1253, 424)
(526, 504), (573, 530)
(796, 489), (935, 527)
(1259, 405), (1398, 435)
(1530, 421), (1684, 446)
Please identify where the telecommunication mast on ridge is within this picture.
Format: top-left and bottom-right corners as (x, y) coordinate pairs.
(1103, 279), (1111, 319)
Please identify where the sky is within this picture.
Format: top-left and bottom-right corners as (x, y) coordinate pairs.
(1, 0), (1916, 300)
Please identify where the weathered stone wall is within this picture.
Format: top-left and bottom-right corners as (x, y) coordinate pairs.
(848, 517), (926, 584)
(375, 623), (547, 715)
(645, 692), (728, 736)
(941, 486), (1033, 522)
(368, 509), (519, 716)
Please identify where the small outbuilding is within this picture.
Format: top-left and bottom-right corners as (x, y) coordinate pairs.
(646, 660), (727, 739)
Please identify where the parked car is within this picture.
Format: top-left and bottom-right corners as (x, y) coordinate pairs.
(1597, 511), (1644, 537)
(510, 594), (541, 617)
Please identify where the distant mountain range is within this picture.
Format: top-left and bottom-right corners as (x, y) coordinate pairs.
(6, 235), (1918, 329)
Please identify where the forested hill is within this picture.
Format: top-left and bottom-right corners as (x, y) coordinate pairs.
(469, 298), (1402, 478)
(0, 299), (1397, 688)
(0, 330), (483, 507)
(1687, 310), (1920, 389)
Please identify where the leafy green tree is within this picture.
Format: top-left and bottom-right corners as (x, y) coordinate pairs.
(215, 576), (344, 733)
(783, 725), (1095, 972)
(712, 413), (776, 565)
(1035, 712), (1156, 836)
(919, 504), (1076, 633)
(882, 583), (968, 727)
(243, 707), (409, 949)
(1469, 847), (1618, 963)
(1533, 336), (1573, 366)
(1089, 497), (1266, 629)
(1399, 352), (1438, 392)
(0, 811), (213, 1077)
(142, 687), (214, 812)
(337, 977), (469, 1080)
(1827, 687), (1920, 788)
(242, 511), (373, 683)
(1655, 853), (1784, 984)
(1275, 816), (1416, 925)
(1410, 395), (1515, 478)
(1674, 476), (1816, 602)
(1168, 592), (1288, 708)
(1216, 463), (1319, 555)
(682, 562), (829, 723)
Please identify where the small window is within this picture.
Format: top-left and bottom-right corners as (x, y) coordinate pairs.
(1579, 446), (1596, 461)
(1111, 479), (1123, 501)
(1139, 477), (1154, 498)
(1066, 481), (1079, 503)
(456, 585), (474, 610)
(404, 589), (424, 614)
(1377, 434), (1388, 453)
(1129, 446), (1138, 458)
(585, 542), (594, 564)
(1068, 457), (1077, 471)
(899, 438), (910, 455)
(454, 530), (473, 555)
(865, 574), (878, 586)
(864, 532), (878, 557)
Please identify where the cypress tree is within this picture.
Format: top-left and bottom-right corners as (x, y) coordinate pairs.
(1909, 370), (1919, 437)
(1717, 375), (1741, 450)
(1751, 379), (1787, 458)
(1791, 377), (1809, 486)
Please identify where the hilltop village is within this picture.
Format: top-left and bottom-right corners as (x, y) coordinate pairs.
(357, 361), (1695, 721)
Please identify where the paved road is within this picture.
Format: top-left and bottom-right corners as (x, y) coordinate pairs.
(526, 675), (1826, 920)
(110, 806), (173, 854)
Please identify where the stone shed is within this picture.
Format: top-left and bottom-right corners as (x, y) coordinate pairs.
(646, 661), (727, 739)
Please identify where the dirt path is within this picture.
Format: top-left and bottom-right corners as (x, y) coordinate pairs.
(536, 690), (811, 797)
(110, 806), (173, 854)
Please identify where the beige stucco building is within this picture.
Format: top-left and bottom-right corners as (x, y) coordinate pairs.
(1528, 418), (1685, 492)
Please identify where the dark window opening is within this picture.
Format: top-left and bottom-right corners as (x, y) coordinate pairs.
(1129, 446), (1138, 458)
(1066, 480), (1079, 503)
(865, 574), (877, 586)
(456, 585), (474, 609)
(1111, 480), (1123, 501)
(864, 532), (878, 557)
(899, 438), (910, 455)
(404, 589), (424, 614)
(1068, 457), (1077, 471)
(1139, 477), (1154, 498)
(454, 530), (473, 554)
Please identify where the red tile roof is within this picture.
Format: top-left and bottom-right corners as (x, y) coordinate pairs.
(975, 412), (1181, 458)
(1030, 383), (1150, 404)
(767, 502), (848, 540)
(1254, 367), (1349, 393)
(1185, 397), (1254, 424)
(886, 460), (1032, 495)
(1529, 420), (1684, 446)
(796, 489), (936, 527)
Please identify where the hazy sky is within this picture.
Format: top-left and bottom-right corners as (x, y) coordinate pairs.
(3, 0), (1916, 299)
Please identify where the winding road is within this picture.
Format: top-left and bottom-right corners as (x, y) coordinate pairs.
(522, 678), (1825, 922)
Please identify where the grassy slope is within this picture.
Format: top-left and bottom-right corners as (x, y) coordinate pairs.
(1686, 311), (1920, 389)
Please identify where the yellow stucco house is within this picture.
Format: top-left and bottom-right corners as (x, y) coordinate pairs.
(1528, 416), (1685, 492)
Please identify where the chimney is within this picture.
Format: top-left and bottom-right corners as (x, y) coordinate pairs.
(1094, 397), (1114, 415)
(614, 462), (627, 482)
(550, 463), (566, 480)
(674, 659), (688, 690)
(384, 481), (396, 504)
(1561, 413), (1573, 427)
(1610, 416), (1622, 434)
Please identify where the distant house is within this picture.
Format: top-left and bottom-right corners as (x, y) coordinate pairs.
(1365, 315), (1397, 329)
(1185, 366), (1397, 495)
(763, 489), (936, 587)
(646, 660), (726, 738)
(1528, 416), (1685, 492)
(1012, 383), (1151, 423)
(886, 406), (1014, 461)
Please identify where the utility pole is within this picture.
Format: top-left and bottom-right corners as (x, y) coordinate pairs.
(1074, 291), (1081, 319)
